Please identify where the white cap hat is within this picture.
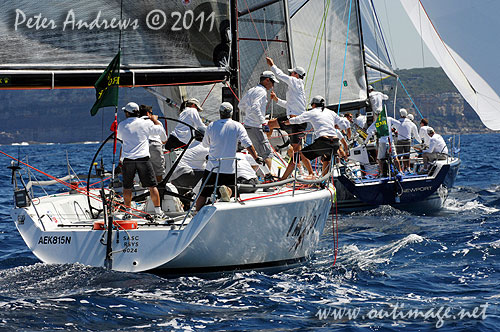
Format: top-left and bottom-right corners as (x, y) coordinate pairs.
(219, 102), (234, 116)
(122, 102), (139, 113)
(368, 85), (374, 91)
(407, 114), (414, 121)
(310, 95), (325, 106)
(427, 127), (435, 134)
(400, 108), (408, 117)
(261, 71), (279, 83)
(186, 98), (203, 111)
(288, 66), (306, 77)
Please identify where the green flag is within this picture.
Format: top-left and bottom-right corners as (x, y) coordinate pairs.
(90, 51), (121, 116)
(375, 105), (389, 138)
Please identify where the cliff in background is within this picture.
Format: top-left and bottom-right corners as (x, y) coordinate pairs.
(0, 67), (494, 144)
(379, 67), (489, 135)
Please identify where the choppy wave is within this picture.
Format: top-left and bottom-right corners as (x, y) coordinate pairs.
(0, 136), (499, 331)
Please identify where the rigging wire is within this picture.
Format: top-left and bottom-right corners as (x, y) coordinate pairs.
(398, 77), (423, 119)
(381, 0), (398, 69)
(304, 0), (332, 103)
(242, 0), (268, 56)
(336, 0), (354, 113)
(368, 0), (384, 84)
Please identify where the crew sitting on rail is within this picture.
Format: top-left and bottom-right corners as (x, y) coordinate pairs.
(414, 127), (448, 173)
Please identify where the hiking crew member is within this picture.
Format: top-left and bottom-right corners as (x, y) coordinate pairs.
(415, 127), (449, 172)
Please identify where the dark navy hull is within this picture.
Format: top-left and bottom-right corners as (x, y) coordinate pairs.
(336, 159), (460, 212)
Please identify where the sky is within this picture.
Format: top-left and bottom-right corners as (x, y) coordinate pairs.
(371, 0), (439, 69)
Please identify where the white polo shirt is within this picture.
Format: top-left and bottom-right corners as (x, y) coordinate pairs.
(117, 117), (166, 160)
(202, 118), (253, 174)
(289, 108), (339, 139)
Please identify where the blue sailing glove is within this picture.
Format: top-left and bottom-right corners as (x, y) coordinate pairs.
(262, 124), (270, 132)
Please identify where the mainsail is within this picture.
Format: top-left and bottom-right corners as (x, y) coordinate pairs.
(399, 0), (500, 130)
(237, 0), (292, 116)
(0, 0), (230, 88)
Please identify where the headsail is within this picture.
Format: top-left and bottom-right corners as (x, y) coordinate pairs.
(0, 1), (230, 89)
(289, 0), (367, 109)
(399, 0), (500, 130)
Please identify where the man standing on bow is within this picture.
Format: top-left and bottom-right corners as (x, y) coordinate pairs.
(265, 56), (314, 179)
(238, 71), (278, 178)
(117, 102), (167, 220)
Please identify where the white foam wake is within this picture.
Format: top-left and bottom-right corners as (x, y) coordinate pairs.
(444, 198), (499, 213)
(340, 234), (424, 271)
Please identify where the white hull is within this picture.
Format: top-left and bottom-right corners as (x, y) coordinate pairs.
(11, 187), (333, 273)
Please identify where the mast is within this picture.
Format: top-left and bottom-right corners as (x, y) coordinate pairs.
(355, 0), (374, 126)
(227, 0), (240, 121)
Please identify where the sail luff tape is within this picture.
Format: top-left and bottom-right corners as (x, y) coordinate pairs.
(51, 72), (54, 90)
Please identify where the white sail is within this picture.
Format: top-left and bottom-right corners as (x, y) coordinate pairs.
(290, 0), (367, 107)
(399, 0), (500, 130)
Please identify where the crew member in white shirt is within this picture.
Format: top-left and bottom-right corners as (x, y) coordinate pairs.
(354, 112), (367, 129)
(415, 127), (448, 171)
(117, 102), (167, 220)
(364, 109), (402, 176)
(165, 98), (206, 151)
(239, 71), (278, 173)
(170, 140), (208, 196)
(236, 150), (259, 193)
(265, 56), (314, 178)
(419, 118), (431, 148)
(368, 85), (388, 114)
(139, 104), (167, 182)
(396, 108), (421, 172)
(195, 102), (261, 211)
(286, 96), (341, 177)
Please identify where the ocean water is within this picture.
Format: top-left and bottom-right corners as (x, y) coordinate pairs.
(0, 134), (498, 331)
